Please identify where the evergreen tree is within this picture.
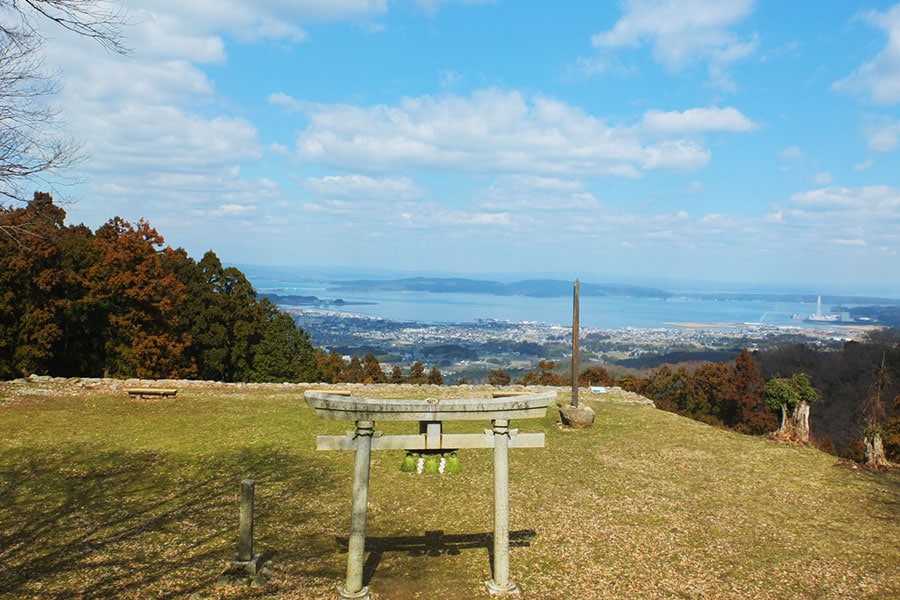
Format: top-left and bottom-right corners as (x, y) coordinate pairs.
(362, 352), (387, 383)
(427, 365), (444, 385)
(408, 361), (427, 384)
(343, 355), (365, 383)
(731, 349), (775, 434)
(252, 304), (320, 382)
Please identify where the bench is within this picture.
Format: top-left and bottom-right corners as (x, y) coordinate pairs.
(126, 388), (178, 399)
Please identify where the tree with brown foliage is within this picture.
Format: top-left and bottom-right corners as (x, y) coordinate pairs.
(488, 367), (511, 386)
(688, 362), (731, 427)
(522, 360), (566, 386)
(0, 193), (68, 375)
(408, 361), (427, 384)
(1, 194), (321, 382)
(640, 365), (695, 415)
(578, 365), (614, 387)
(362, 352), (387, 384)
(88, 217), (195, 379)
(315, 350), (345, 384)
(729, 349), (776, 434)
(342, 355), (365, 383)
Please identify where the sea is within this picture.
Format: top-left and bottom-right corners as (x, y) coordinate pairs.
(240, 266), (888, 331)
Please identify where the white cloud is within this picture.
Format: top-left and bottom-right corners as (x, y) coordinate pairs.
(34, 2), (364, 240)
(863, 115), (900, 152)
(282, 89), (750, 177)
(789, 185), (900, 213)
(831, 238), (867, 247)
(393, 205), (513, 230)
(43, 1), (394, 198)
(697, 213), (748, 235)
(479, 175), (600, 212)
(779, 146), (804, 161)
(415, 0), (494, 16)
(640, 140), (710, 170)
(213, 203), (256, 216)
(591, 0), (757, 87)
(640, 106), (758, 134)
(811, 172), (832, 185)
(854, 159), (874, 172)
(71, 105), (260, 175)
(439, 69), (464, 88)
(303, 174), (423, 200)
(143, 0), (388, 43)
(833, 5), (900, 105)
(769, 186), (900, 253)
(128, 11), (227, 63)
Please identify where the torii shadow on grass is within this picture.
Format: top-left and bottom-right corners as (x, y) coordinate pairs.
(336, 529), (537, 586)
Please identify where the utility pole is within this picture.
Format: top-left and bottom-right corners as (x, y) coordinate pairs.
(571, 278), (580, 408)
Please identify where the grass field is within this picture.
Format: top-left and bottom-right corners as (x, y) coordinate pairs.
(0, 379), (897, 599)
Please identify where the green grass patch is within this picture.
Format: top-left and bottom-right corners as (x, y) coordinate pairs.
(0, 382), (897, 599)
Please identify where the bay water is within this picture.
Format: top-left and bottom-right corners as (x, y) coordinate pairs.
(243, 269), (841, 330)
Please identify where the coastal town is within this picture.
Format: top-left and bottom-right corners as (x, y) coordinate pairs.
(285, 306), (868, 381)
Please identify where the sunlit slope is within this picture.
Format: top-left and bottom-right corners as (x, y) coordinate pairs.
(0, 381), (896, 599)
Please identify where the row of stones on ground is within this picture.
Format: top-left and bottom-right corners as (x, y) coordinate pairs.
(4, 373), (654, 406)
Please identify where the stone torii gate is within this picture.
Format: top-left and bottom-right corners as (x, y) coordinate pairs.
(304, 390), (555, 599)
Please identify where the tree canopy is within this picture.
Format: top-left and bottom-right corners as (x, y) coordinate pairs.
(0, 194), (320, 382)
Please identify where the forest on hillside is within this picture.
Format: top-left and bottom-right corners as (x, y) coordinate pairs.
(0, 194), (319, 382)
(2, 194), (897, 463)
(607, 338), (900, 463)
(0, 194), (451, 386)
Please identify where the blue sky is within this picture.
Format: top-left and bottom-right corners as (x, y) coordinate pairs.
(37, 1), (900, 293)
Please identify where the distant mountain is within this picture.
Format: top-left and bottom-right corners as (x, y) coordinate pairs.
(327, 277), (672, 299)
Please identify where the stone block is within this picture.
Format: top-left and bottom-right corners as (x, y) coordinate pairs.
(558, 403), (595, 428)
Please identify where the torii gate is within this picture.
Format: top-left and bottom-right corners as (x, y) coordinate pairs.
(305, 390), (555, 599)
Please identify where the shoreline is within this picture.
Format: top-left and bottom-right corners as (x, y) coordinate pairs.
(663, 320), (881, 334)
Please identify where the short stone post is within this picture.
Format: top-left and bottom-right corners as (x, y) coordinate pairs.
(239, 478), (255, 562)
(485, 419), (518, 596)
(341, 420), (375, 600)
(217, 478), (272, 586)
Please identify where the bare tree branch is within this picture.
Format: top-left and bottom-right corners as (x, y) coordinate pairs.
(9, 0), (129, 53)
(0, 0), (126, 214)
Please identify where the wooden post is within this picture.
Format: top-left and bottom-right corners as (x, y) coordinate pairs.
(571, 278), (580, 408)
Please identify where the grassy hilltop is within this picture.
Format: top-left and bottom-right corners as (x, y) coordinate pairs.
(0, 380), (897, 599)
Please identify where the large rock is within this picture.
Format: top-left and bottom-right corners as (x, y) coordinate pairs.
(558, 403), (595, 428)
